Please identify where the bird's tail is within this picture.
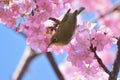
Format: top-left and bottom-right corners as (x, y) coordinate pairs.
(76, 7), (85, 15)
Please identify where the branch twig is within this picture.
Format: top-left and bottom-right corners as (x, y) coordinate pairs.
(12, 46), (41, 80)
(93, 2), (120, 22)
(90, 44), (110, 74)
(46, 52), (64, 80)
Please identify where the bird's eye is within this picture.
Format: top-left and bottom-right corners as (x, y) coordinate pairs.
(53, 37), (58, 42)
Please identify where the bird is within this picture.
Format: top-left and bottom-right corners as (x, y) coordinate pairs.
(48, 7), (85, 47)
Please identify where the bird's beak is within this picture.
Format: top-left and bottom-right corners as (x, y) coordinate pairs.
(47, 42), (52, 48)
(47, 38), (57, 48)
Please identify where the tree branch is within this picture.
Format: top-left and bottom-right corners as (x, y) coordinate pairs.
(108, 38), (120, 80)
(12, 46), (41, 80)
(46, 52), (64, 80)
(90, 38), (120, 80)
(93, 2), (120, 22)
(90, 44), (110, 75)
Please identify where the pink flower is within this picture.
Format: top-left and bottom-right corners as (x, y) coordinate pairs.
(67, 51), (84, 67)
(92, 32), (112, 51)
(5, 17), (17, 28)
(10, 3), (20, 16)
(25, 12), (41, 27)
(79, 0), (112, 14)
(0, 8), (7, 19)
(97, 48), (115, 65)
(67, 50), (94, 68)
(0, 9), (17, 28)
(25, 25), (45, 37)
(100, 12), (120, 37)
(20, 0), (36, 14)
(59, 62), (82, 80)
(59, 61), (108, 80)
(0, 1), (4, 8)
(26, 31), (50, 52)
(36, 0), (62, 17)
(25, 11), (50, 27)
(27, 36), (48, 52)
(36, 0), (52, 12)
(67, 22), (113, 69)
(62, 0), (73, 4)
(25, 24), (50, 52)
(71, 31), (91, 52)
(48, 44), (71, 54)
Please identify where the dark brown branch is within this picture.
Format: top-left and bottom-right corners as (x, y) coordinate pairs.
(46, 52), (64, 80)
(108, 38), (120, 80)
(12, 47), (40, 80)
(90, 44), (110, 75)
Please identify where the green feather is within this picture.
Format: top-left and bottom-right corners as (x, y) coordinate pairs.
(49, 7), (85, 46)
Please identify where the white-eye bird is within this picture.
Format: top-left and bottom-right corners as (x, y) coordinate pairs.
(48, 7), (85, 47)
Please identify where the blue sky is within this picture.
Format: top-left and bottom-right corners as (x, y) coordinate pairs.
(0, 24), (66, 80)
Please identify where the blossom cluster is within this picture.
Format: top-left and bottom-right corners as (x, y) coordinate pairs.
(66, 22), (115, 79)
(0, 0), (119, 80)
(0, 0), (72, 51)
(59, 61), (109, 80)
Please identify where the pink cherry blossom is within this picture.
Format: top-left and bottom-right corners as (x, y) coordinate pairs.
(5, 17), (17, 28)
(36, 0), (52, 12)
(79, 0), (112, 14)
(0, 1), (5, 8)
(25, 23), (50, 52)
(71, 31), (91, 52)
(99, 11), (120, 37)
(92, 32), (112, 51)
(67, 51), (84, 67)
(27, 36), (49, 52)
(48, 44), (71, 54)
(97, 48), (115, 65)
(20, 0), (36, 14)
(10, 3), (20, 16)
(35, 0), (62, 17)
(59, 61), (109, 80)
(65, 22), (114, 79)
(59, 62), (82, 80)
(0, 9), (17, 28)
